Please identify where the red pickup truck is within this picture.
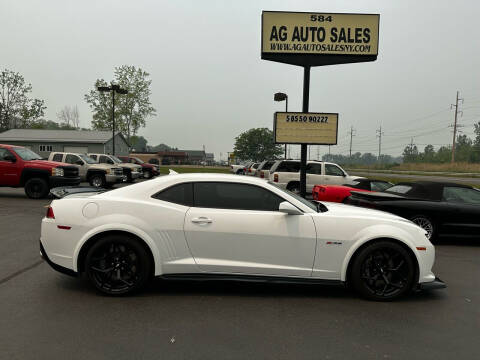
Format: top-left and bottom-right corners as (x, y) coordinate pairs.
(0, 144), (81, 199)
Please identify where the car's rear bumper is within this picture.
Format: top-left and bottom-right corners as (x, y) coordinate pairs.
(49, 176), (81, 188)
(40, 240), (78, 277)
(417, 277), (446, 291)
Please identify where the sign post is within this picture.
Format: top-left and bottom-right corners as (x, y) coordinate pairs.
(261, 11), (379, 197)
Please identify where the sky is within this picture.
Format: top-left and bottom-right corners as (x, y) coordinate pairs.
(1, 0), (479, 161)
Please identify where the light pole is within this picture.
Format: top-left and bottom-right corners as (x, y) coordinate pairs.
(274, 92), (288, 159)
(97, 83), (128, 156)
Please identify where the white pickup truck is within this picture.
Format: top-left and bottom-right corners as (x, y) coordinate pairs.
(269, 160), (364, 193)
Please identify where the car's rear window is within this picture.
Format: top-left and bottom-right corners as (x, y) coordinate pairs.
(386, 185), (412, 194)
(272, 161), (300, 173)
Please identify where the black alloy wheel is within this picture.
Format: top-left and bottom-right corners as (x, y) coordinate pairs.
(351, 241), (416, 301)
(85, 234), (151, 295)
(24, 177), (49, 199)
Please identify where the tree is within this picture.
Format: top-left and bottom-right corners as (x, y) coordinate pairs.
(233, 128), (283, 162)
(402, 143), (419, 163)
(57, 105), (80, 128)
(423, 144), (435, 162)
(0, 69), (46, 131)
(130, 135), (148, 152)
(30, 119), (77, 130)
(84, 65), (156, 142)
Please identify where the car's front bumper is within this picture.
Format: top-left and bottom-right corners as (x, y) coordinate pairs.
(40, 240), (77, 277)
(105, 174), (124, 184)
(49, 176), (81, 188)
(417, 277), (446, 291)
(131, 171), (141, 179)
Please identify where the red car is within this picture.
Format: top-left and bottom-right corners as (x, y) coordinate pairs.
(118, 156), (159, 179)
(0, 144), (81, 198)
(312, 179), (392, 203)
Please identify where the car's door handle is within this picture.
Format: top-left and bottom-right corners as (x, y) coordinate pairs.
(191, 217), (212, 224)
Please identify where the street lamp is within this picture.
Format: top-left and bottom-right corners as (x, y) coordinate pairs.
(97, 83), (129, 156)
(274, 92), (288, 159)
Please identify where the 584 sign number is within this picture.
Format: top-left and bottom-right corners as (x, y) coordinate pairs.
(310, 15), (333, 22)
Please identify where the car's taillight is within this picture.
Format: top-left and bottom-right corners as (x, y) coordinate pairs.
(248, 168), (252, 173)
(274, 173), (278, 182)
(260, 171), (264, 178)
(46, 206), (55, 219)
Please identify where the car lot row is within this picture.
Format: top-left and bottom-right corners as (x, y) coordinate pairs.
(0, 143), (160, 199)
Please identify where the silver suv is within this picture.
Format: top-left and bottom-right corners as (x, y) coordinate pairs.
(88, 154), (142, 183)
(48, 152), (124, 188)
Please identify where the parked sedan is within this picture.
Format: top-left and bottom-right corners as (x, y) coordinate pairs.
(40, 174), (444, 300)
(313, 179), (392, 203)
(345, 181), (480, 241)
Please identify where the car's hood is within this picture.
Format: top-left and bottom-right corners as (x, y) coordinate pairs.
(25, 160), (71, 168)
(318, 201), (409, 223)
(91, 163), (120, 171)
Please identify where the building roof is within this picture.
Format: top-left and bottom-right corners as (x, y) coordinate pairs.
(0, 129), (124, 144)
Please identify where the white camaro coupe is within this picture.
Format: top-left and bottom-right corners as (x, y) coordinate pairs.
(40, 173), (445, 300)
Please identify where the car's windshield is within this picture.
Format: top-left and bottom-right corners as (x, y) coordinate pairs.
(133, 157), (144, 164)
(110, 156), (123, 163)
(13, 148), (42, 161)
(386, 185), (412, 194)
(78, 154), (97, 164)
(268, 181), (318, 212)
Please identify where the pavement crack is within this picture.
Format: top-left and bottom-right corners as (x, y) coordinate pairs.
(0, 260), (44, 286)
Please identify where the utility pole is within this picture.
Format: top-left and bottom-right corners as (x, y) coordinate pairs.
(348, 126), (356, 158)
(451, 91), (464, 163)
(376, 125), (384, 162)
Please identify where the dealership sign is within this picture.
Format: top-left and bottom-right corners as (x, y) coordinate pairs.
(274, 112), (338, 145)
(262, 11), (379, 66)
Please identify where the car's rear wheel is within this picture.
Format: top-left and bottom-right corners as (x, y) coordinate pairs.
(409, 215), (435, 241)
(24, 177), (49, 199)
(89, 174), (105, 188)
(287, 182), (300, 194)
(85, 234), (151, 295)
(351, 241), (416, 301)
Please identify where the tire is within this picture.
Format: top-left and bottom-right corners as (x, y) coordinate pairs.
(89, 174), (106, 188)
(85, 234), (152, 295)
(143, 170), (152, 179)
(350, 240), (416, 301)
(126, 171), (133, 183)
(287, 182), (300, 194)
(24, 177), (49, 199)
(236, 169), (244, 175)
(409, 215), (435, 241)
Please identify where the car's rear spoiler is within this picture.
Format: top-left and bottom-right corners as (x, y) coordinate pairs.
(349, 191), (407, 201)
(50, 186), (106, 199)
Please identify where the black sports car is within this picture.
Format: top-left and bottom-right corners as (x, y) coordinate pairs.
(345, 181), (480, 241)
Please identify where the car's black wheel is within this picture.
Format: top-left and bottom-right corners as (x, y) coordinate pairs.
(143, 170), (152, 179)
(126, 171), (133, 183)
(287, 182), (300, 194)
(410, 215), (435, 241)
(89, 174), (105, 188)
(24, 177), (49, 199)
(350, 240), (416, 301)
(85, 234), (152, 295)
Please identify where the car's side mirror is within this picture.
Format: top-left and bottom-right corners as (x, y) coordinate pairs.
(4, 154), (16, 162)
(278, 201), (303, 215)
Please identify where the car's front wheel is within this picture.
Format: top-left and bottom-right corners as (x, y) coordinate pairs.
(24, 177), (49, 199)
(85, 234), (152, 295)
(350, 240), (416, 301)
(89, 174), (105, 188)
(143, 170), (152, 179)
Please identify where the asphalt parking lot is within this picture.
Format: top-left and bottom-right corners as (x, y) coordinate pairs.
(0, 186), (479, 360)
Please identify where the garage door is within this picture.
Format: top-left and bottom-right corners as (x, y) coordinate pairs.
(63, 146), (88, 154)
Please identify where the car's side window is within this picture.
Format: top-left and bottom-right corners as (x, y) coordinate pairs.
(152, 183), (193, 206)
(193, 182), (284, 211)
(306, 163), (322, 175)
(371, 181), (391, 192)
(99, 155), (109, 163)
(325, 164), (345, 176)
(52, 153), (63, 162)
(442, 187), (480, 204)
(90, 155), (97, 160)
(277, 161), (300, 172)
(65, 154), (79, 164)
(0, 148), (13, 161)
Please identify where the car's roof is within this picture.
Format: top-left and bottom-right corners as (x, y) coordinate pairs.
(0, 143), (22, 149)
